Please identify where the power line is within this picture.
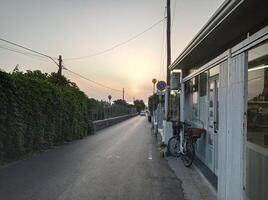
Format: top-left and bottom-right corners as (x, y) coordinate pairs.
(0, 37), (59, 66)
(65, 68), (132, 101)
(159, 0), (176, 81)
(159, 8), (167, 80)
(0, 39), (131, 99)
(0, 45), (55, 64)
(64, 67), (122, 92)
(171, 0), (177, 29)
(64, 67), (137, 102)
(64, 69), (120, 99)
(63, 18), (165, 61)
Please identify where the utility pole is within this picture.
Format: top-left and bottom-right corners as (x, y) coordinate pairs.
(57, 55), (63, 78)
(123, 88), (125, 101)
(166, 0), (171, 121)
(166, 0), (171, 84)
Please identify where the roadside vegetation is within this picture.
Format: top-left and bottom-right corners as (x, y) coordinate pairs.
(0, 68), (136, 164)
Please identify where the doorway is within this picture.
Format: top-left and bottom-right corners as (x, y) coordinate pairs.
(208, 74), (219, 175)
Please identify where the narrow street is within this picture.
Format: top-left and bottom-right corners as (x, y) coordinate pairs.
(0, 116), (185, 200)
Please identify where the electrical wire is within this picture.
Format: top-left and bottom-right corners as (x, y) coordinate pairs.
(171, 0), (177, 30)
(63, 18), (165, 61)
(0, 37), (59, 66)
(0, 45), (55, 64)
(64, 69), (121, 100)
(63, 67), (122, 92)
(159, 8), (167, 80)
(0, 42), (140, 101)
(160, 0), (176, 81)
(65, 67), (136, 102)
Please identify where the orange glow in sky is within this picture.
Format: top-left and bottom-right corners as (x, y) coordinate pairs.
(0, 0), (224, 103)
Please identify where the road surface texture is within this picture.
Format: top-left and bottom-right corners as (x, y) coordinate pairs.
(0, 116), (185, 200)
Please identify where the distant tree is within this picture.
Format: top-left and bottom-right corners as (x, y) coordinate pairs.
(23, 70), (49, 80)
(49, 72), (70, 85)
(133, 99), (146, 113)
(12, 64), (20, 74)
(113, 99), (128, 106)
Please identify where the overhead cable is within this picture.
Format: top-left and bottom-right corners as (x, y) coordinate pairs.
(64, 18), (166, 61)
(0, 45), (54, 64)
(64, 67), (122, 92)
(0, 37), (59, 66)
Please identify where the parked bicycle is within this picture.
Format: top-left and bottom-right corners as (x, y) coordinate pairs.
(168, 120), (206, 167)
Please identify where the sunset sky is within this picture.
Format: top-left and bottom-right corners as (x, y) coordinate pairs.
(0, 0), (224, 103)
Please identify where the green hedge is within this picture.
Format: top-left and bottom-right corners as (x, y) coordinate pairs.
(0, 70), (93, 163)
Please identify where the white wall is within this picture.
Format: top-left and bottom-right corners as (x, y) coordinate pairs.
(218, 60), (228, 200)
(218, 53), (246, 200)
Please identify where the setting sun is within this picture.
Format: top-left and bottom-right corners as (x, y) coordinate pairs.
(133, 88), (139, 93)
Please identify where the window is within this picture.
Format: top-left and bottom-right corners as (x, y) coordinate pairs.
(247, 42), (268, 148)
(199, 72), (208, 97)
(189, 77), (199, 120)
(247, 41), (268, 200)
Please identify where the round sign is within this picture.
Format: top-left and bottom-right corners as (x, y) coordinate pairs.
(152, 78), (157, 84)
(156, 81), (166, 91)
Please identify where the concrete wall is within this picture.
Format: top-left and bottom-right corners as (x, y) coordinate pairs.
(92, 113), (138, 132)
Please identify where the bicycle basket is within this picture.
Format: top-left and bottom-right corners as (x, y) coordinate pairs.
(188, 128), (206, 139)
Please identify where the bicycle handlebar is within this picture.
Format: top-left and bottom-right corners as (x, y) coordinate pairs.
(173, 119), (204, 129)
(180, 121), (191, 127)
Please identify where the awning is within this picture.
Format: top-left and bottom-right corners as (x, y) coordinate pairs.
(169, 0), (268, 71)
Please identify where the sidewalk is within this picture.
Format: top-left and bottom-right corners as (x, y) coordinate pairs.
(166, 156), (217, 200)
(154, 128), (216, 200)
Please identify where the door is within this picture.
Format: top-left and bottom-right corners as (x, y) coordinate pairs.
(208, 76), (219, 175)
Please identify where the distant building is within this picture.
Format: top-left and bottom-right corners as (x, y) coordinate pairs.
(170, 0), (268, 199)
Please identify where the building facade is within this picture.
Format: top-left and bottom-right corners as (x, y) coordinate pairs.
(169, 0), (268, 199)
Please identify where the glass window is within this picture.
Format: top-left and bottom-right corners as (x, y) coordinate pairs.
(209, 81), (214, 108)
(215, 80), (219, 131)
(190, 78), (199, 120)
(247, 41), (268, 200)
(247, 42), (268, 148)
(170, 91), (180, 121)
(199, 72), (208, 97)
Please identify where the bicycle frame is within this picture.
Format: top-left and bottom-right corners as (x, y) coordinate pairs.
(179, 124), (187, 155)
(169, 119), (205, 167)
(179, 119), (205, 154)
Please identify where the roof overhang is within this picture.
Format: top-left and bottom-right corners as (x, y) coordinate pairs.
(169, 0), (268, 71)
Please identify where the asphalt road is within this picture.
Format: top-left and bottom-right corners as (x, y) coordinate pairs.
(0, 116), (185, 200)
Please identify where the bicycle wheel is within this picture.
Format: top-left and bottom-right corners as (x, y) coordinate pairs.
(182, 139), (195, 167)
(167, 136), (181, 157)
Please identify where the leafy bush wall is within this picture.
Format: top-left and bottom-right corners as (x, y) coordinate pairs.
(0, 70), (92, 163)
